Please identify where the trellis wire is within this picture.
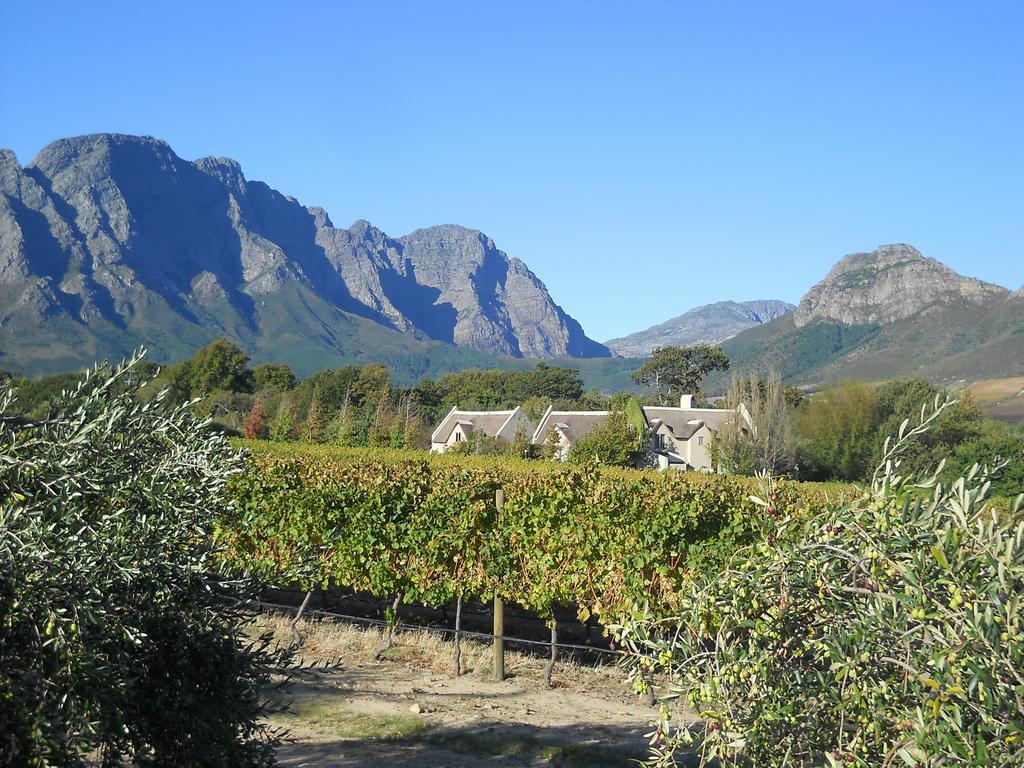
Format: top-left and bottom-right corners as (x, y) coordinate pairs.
(249, 599), (624, 657)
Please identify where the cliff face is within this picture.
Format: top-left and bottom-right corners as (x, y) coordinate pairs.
(0, 133), (608, 375)
(792, 244), (1008, 328)
(606, 299), (795, 357)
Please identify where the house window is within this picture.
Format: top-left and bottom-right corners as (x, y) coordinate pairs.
(698, 435), (704, 446)
(454, 432), (462, 442)
(654, 433), (664, 450)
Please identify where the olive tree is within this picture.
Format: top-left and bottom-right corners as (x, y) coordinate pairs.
(615, 397), (1024, 767)
(0, 351), (293, 767)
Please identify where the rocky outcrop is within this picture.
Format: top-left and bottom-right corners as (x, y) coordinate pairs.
(713, 244), (1024, 389)
(792, 244), (1008, 328)
(606, 299), (795, 357)
(394, 225), (607, 358)
(0, 133), (608, 373)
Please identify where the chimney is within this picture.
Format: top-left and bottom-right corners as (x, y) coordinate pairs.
(680, 394), (695, 409)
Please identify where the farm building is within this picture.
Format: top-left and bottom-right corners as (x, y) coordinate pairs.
(429, 406), (534, 453)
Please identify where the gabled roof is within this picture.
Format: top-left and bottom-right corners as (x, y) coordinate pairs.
(430, 407), (523, 444)
(531, 407), (611, 445)
(642, 405), (735, 438)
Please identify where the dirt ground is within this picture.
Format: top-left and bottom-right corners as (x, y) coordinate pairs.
(255, 613), (694, 767)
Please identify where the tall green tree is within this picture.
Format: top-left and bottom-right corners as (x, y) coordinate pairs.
(303, 386), (326, 443)
(795, 381), (879, 481)
(189, 339), (254, 396)
(253, 363), (296, 392)
(630, 344), (730, 405)
(872, 378), (984, 477)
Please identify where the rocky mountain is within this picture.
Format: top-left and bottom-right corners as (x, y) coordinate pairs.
(713, 244), (1024, 389)
(606, 299), (794, 356)
(792, 244), (1008, 327)
(0, 133), (608, 376)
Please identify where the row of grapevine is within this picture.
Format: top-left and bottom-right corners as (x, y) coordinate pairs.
(218, 441), (855, 623)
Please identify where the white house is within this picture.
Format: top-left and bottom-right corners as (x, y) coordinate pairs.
(530, 407), (612, 461)
(429, 406), (535, 453)
(642, 394), (750, 472)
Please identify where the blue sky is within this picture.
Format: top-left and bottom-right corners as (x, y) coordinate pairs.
(2, 1), (1021, 341)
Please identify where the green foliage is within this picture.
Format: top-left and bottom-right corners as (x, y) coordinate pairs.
(0, 353), (292, 767)
(873, 379), (984, 478)
(220, 441), (852, 623)
(429, 364), (585, 413)
(253, 363), (296, 392)
(796, 382), (880, 481)
(631, 345), (730, 404)
(614, 400), (1024, 767)
(189, 338), (255, 396)
(9, 371), (87, 416)
(796, 379), (992, 486)
(304, 386), (326, 443)
(944, 420), (1024, 498)
(269, 394), (297, 442)
(567, 411), (644, 467)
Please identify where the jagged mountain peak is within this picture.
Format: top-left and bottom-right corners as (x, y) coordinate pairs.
(0, 133), (608, 375)
(193, 155), (246, 186)
(793, 243), (1009, 328)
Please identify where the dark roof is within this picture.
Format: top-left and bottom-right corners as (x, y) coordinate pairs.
(642, 406), (734, 438)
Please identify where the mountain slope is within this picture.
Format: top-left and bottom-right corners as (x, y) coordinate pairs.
(606, 299), (794, 356)
(712, 245), (1024, 390)
(0, 134), (608, 376)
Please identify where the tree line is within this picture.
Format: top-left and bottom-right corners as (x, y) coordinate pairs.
(712, 372), (1023, 497)
(4, 340), (1020, 494)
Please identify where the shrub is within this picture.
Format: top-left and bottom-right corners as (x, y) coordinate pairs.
(567, 410), (643, 467)
(615, 397), (1024, 767)
(0, 353), (292, 767)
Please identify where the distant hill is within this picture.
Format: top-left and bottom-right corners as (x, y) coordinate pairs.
(710, 244), (1024, 391)
(606, 299), (794, 356)
(0, 133), (608, 377)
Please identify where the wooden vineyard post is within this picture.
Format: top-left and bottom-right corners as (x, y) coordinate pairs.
(372, 596), (401, 660)
(453, 596), (462, 677)
(290, 590), (313, 649)
(545, 618), (557, 688)
(493, 488), (506, 681)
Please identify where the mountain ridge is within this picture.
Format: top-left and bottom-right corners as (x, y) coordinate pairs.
(0, 133), (609, 376)
(606, 299), (795, 356)
(713, 244), (1023, 390)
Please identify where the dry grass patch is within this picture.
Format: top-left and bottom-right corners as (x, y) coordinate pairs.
(251, 610), (625, 689)
(964, 376), (1024, 404)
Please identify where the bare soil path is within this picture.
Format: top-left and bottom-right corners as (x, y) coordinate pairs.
(256, 613), (692, 767)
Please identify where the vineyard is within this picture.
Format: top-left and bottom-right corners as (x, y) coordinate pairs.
(219, 441), (856, 623)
